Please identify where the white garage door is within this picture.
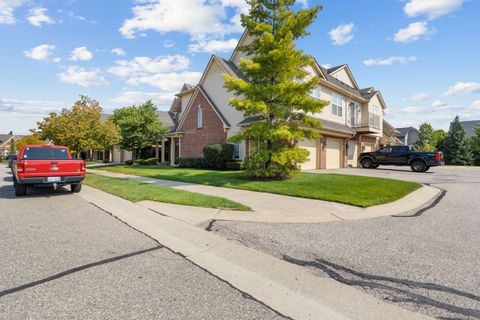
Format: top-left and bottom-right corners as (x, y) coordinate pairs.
(299, 139), (317, 170)
(326, 138), (341, 169)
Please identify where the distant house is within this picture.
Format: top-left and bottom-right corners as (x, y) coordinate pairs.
(0, 133), (26, 158)
(396, 127), (419, 146)
(382, 121), (402, 147)
(449, 120), (480, 138)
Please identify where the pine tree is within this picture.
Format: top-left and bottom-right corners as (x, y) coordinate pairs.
(224, 0), (328, 179)
(443, 116), (473, 165)
(471, 124), (480, 166)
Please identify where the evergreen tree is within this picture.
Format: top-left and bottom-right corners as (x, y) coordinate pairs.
(443, 116), (472, 165)
(224, 0), (328, 179)
(471, 124), (480, 166)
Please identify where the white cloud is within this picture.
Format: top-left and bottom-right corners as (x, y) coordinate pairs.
(70, 46), (93, 61)
(113, 91), (174, 106)
(403, 106), (420, 113)
(111, 48), (126, 57)
(27, 7), (55, 27)
(188, 38), (238, 53)
(444, 82), (480, 96)
(24, 44), (56, 61)
(127, 71), (202, 92)
(0, 97), (64, 114)
(321, 64), (332, 69)
(394, 21), (432, 43)
(411, 92), (430, 101)
(404, 0), (464, 20)
(0, 0), (27, 25)
(363, 56), (417, 66)
(329, 23), (354, 46)
(163, 40), (175, 48)
(432, 100), (447, 107)
(108, 55), (190, 78)
(119, 0), (248, 39)
(59, 66), (109, 87)
(471, 100), (480, 110)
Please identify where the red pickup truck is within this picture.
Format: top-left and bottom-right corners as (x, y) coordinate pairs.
(12, 145), (86, 196)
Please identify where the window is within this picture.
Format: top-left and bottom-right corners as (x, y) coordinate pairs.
(233, 143), (240, 160)
(197, 105), (203, 129)
(310, 86), (321, 99)
(332, 94), (344, 117)
(22, 147), (70, 160)
(378, 147), (392, 154)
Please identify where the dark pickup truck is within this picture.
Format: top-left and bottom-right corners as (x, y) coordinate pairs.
(358, 146), (444, 172)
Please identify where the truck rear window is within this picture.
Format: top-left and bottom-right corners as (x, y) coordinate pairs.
(21, 147), (70, 160)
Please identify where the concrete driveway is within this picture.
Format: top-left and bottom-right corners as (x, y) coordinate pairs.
(208, 166), (480, 320)
(0, 166), (284, 320)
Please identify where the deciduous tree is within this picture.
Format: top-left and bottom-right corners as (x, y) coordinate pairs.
(16, 133), (46, 150)
(37, 96), (120, 156)
(224, 0), (328, 179)
(111, 101), (167, 160)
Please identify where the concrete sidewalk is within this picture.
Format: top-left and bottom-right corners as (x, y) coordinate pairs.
(88, 169), (441, 224)
(78, 185), (432, 320)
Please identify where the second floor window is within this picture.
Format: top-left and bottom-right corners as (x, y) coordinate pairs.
(310, 86), (321, 99)
(332, 94), (344, 117)
(197, 105), (203, 129)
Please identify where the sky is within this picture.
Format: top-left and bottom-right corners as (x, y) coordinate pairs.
(1, 0), (479, 134)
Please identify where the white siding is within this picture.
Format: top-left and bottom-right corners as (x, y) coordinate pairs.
(331, 68), (356, 88)
(326, 138), (341, 169)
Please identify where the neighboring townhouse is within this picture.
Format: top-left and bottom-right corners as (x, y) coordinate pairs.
(160, 30), (389, 170)
(396, 127), (420, 146)
(0, 133), (26, 158)
(450, 120), (480, 138)
(381, 121), (402, 147)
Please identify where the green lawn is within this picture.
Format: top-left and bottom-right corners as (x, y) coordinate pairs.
(84, 174), (250, 211)
(94, 165), (422, 207)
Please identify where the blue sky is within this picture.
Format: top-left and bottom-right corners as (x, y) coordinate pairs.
(1, 0), (479, 134)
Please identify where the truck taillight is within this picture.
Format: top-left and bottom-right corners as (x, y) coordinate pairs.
(17, 163), (24, 173)
(80, 163), (86, 171)
(435, 153), (441, 161)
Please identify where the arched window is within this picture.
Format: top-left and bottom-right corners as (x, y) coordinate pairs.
(197, 105), (203, 128)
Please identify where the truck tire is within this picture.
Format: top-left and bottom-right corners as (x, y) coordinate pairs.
(360, 158), (374, 169)
(71, 183), (82, 193)
(411, 160), (426, 172)
(15, 182), (27, 196)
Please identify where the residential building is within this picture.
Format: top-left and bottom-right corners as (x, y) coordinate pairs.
(449, 120), (480, 138)
(160, 30), (388, 169)
(396, 127), (420, 146)
(0, 133), (26, 158)
(381, 121), (402, 147)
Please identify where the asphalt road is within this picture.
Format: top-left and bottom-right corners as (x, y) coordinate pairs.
(208, 166), (480, 320)
(0, 166), (285, 320)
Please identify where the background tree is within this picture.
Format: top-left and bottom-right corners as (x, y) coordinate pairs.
(471, 125), (480, 166)
(37, 96), (120, 157)
(431, 129), (448, 150)
(111, 101), (167, 160)
(442, 116), (472, 165)
(224, 0), (328, 179)
(414, 122), (434, 151)
(16, 133), (46, 150)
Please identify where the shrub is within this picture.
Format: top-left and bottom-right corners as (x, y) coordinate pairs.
(225, 161), (243, 171)
(178, 157), (205, 168)
(203, 144), (234, 169)
(141, 157), (158, 165)
(125, 160), (134, 165)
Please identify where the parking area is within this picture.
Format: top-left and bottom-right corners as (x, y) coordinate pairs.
(208, 166), (480, 320)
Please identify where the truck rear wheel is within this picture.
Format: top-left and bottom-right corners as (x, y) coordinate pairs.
(15, 183), (27, 196)
(411, 160), (426, 172)
(71, 183), (82, 193)
(361, 158), (374, 169)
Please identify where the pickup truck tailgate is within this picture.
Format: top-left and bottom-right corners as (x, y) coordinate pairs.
(21, 160), (85, 177)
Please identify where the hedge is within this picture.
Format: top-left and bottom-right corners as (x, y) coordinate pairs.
(225, 161), (243, 171)
(178, 157), (205, 168)
(203, 144), (234, 169)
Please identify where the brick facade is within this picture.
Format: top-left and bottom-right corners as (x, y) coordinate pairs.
(179, 91), (227, 158)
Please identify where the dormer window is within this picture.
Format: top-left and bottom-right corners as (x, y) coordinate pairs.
(197, 105), (203, 129)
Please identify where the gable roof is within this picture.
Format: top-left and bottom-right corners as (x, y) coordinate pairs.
(326, 64), (360, 89)
(0, 134), (14, 148)
(450, 120), (480, 137)
(175, 85), (231, 131)
(229, 29), (250, 62)
(396, 127), (419, 138)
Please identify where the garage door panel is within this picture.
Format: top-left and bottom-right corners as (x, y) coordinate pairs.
(299, 139), (317, 170)
(326, 138), (341, 169)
